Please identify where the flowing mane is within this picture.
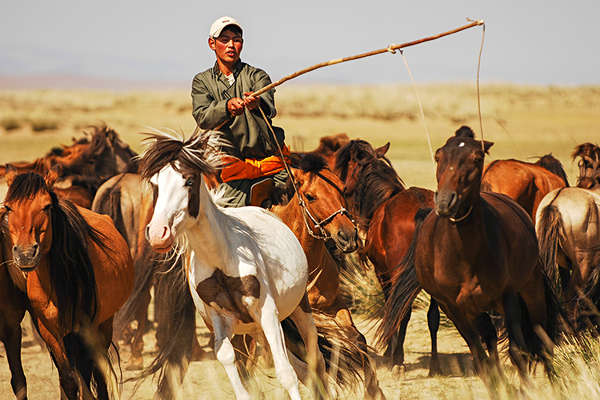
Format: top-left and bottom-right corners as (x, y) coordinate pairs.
(290, 152), (328, 174)
(5, 173), (107, 330)
(335, 140), (405, 222)
(139, 129), (227, 180)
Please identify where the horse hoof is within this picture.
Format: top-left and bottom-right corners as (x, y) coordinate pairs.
(391, 364), (405, 377)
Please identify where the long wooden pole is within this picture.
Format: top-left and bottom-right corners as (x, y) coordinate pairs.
(251, 20), (484, 97)
(195, 19), (484, 134)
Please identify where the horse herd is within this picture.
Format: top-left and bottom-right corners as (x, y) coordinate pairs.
(0, 124), (599, 399)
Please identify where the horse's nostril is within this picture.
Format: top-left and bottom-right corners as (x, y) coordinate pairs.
(338, 230), (349, 242)
(12, 245), (17, 253)
(145, 225), (150, 241)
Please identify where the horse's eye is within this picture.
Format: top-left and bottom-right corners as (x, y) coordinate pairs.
(3, 205), (12, 213)
(185, 177), (194, 187)
(43, 204), (51, 212)
(305, 193), (316, 202)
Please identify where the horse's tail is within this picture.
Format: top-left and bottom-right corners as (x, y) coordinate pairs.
(281, 312), (364, 392)
(128, 257), (196, 399)
(91, 174), (128, 241)
(536, 204), (565, 297)
(375, 207), (430, 349)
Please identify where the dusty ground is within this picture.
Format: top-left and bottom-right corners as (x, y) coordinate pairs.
(1, 297), (492, 400)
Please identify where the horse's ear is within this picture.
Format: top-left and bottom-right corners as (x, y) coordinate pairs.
(3, 164), (18, 187)
(483, 141), (494, 154)
(44, 165), (62, 188)
(375, 142), (390, 158)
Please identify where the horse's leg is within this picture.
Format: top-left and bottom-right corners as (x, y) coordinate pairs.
(441, 304), (489, 378)
(256, 296), (301, 400)
(129, 282), (152, 370)
(288, 298), (328, 397)
(210, 310), (251, 400)
(390, 303), (412, 373)
(474, 313), (504, 382)
(330, 304), (385, 400)
(92, 317), (114, 400)
(1, 321), (27, 400)
(63, 332), (94, 396)
(427, 297), (441, 376)
(36, 321), (80, 400)
(502, 290), (531, 384)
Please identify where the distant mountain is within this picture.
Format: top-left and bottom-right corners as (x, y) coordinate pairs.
(0, 75), (188, 90)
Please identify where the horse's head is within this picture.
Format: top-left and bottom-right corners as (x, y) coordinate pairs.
(292, 153), (358, 253)
(140, 131), (223, 253)
(83, 126), (138, 178)
(434, 134), (493, 220)
(335, 139), (390, 201)
(572, 143), (600, 189)
(2, 172), (57, 271)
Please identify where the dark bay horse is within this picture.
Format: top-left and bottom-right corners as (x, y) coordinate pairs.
(0, 228), (28, 400)
(380, 134), (560, 387)
(2, 172), (134, 399)
(536, 143), (600, 329)
(333, 139), (438, 374)
(481, 154), (569, 224)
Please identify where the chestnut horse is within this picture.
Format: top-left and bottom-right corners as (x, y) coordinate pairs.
(2, 172), (134, 399)
(380, 134), (560, 387)
(536, 143), (600, 329)
(333, 139), (438, 374)
(272, 153), (385, 399)
(481, 153), (569, 224)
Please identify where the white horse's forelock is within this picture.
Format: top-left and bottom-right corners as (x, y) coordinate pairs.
(139, 127), (231, 172)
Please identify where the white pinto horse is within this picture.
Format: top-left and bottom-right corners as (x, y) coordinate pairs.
(140, 130), (327, 400)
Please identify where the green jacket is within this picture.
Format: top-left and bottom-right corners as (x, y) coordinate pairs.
(191, 61), (283, 159)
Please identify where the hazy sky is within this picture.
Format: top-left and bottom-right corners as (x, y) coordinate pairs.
(1, 1), (599, 86)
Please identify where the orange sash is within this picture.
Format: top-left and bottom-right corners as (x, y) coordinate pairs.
(220, 146), (290, 183)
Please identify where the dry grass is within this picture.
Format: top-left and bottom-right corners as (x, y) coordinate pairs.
(0, 84), (599, 398)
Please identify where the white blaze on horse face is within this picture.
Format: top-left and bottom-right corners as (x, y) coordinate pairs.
(147, 164), (190, 251)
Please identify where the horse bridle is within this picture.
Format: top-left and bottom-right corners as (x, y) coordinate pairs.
(295, 171), (358, 241)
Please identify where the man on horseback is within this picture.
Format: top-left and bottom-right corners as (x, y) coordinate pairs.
(192, 16), (291, 208)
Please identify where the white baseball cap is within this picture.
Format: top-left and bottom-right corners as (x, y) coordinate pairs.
(209, 16), (243, 38)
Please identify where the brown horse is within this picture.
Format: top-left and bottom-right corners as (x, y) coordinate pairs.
(380, 134), (560, 387)
(333, 138), (438, 374)
(481, 153), (569, 224)
(272, 153), (385, 399)
(295, 133), (350, 170)
(0, 125), (138, 208)
(2, 172), (134, 399)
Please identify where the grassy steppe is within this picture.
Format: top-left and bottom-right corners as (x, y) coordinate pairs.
(0, 84), (599, 399)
